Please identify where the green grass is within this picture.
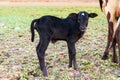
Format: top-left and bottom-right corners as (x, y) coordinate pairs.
(0, 6), (120, 80)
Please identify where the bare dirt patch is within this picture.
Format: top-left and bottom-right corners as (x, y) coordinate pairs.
(0, 1), (99, 7)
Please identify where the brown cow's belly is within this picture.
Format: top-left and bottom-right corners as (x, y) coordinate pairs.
(117, 0), (120, 17)
(116, 7), (120, 17)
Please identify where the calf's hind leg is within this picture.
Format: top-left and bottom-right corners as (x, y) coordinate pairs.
(36, 34), (50, 77)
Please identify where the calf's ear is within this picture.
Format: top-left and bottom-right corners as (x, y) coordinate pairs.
(88, 13), (98, 18)
(68, 13), (78, 19)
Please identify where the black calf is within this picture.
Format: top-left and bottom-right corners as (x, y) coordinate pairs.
(31, 11), (97, 76)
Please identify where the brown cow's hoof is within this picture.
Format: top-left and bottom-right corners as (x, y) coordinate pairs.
(112, 59), (118, 63)
(119, 64), (120, 68)
(101, 55), (109, 60)
(44, 77), (49, 80)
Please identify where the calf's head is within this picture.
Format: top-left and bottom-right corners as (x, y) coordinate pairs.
(77, 11), (98, 31)
(68, 11), (98, 31)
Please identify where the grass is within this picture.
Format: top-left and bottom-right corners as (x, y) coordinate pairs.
(0, 5), (120, 80)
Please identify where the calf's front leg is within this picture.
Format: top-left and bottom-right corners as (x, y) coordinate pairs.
(67, 41), (78, 70)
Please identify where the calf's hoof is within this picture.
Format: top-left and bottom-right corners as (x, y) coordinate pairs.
(42, 68), (48, 77)
(43, 73), (48, 77)
(68, 65), (72, 68)
(101, 55), (108, 60)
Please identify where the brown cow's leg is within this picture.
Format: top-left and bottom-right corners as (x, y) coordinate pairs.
(118, 35), (120, 67)
(112, 38), (118, 63)
(118, 45), (120, 67)
(118, 40), (120, 68)
(102, 22), (113, 60)
(102, 43), (110, 60)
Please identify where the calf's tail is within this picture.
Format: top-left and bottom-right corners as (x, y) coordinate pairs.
(31, 19), (38, 42)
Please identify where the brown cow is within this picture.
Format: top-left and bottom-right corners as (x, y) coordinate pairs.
(99, 0), (120, 62)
